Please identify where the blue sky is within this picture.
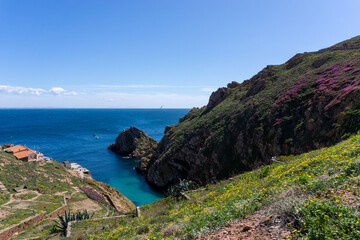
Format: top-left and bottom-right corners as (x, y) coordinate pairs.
(1, 0), (360, 108)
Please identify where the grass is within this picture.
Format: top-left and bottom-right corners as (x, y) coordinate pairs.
(12, 218), (58, 239)
(71, 218), (128, 239)
(15, 192), (38, 200)
(293, 199), (360, 239)
(89, 133), (360, 239)
(0, 209), (35, 229)
(0, 194), (10, 205)
(36, 194), (64, 204)
(30, 201), (61, 214)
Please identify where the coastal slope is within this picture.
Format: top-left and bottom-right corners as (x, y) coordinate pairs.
(94, 132), (360, 239)
(144, 35), (360, 189)
(0, 150), (135, 239)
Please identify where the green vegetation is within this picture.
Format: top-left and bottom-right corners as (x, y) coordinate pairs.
(294, 199), (360, 239)
(89, 133), (360, 239)
(12, 218), (56, 239)
(0, 150), (134, 238)
(0, 209), (35, 229)
(71, 217), (128, 239)
(0, 154), (80, 194)
(0, 194), (10, 205)
(3, 36), (360, 239)
(52, 210), (94, 236)
(165, 46), (360, 151)
(15, 192), (38, 200)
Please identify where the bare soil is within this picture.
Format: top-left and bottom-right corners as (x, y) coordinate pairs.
(199, 209), (291, 240)
(0, 208), (11, 218)
(69, 198), (102, 212)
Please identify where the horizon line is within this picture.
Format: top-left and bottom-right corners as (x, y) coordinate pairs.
(0, 107), (194, 110)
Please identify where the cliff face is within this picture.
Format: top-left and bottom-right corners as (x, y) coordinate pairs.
(95, 181), (136, 212)
(145, 36), (360, 189)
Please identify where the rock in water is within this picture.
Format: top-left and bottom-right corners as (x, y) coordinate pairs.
(108, 126), (157, 158)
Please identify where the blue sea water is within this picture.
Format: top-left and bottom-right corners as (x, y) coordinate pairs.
(0, 109), (189, 206)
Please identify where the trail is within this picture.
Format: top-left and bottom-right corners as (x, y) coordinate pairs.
(0, 181), (9, 194)
(199, 209), (291, 240)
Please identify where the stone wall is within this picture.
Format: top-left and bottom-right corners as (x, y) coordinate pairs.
(0, 204), (68, 240)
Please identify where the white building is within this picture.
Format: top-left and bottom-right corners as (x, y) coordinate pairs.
(61, 160), (91, 179)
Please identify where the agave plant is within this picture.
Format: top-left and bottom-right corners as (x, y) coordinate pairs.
(73, 209), (95, 221)
(53, 210), (72, 235)
(52, 210), (94, 236)
(166, 179), (198, 197)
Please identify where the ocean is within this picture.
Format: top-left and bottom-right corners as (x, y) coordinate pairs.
(0, 108), (190, 206)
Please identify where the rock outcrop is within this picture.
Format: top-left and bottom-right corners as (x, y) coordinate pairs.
(95, 181), (135, 212)
(108, 126), (157, 158)
(143, 36), (360, 190)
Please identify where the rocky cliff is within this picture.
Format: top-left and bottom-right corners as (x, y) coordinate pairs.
(144, 36), (360, 189)
(108, 126), (157, 158)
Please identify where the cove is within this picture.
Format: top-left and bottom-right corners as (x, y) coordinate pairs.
(0, 108), (190, 206)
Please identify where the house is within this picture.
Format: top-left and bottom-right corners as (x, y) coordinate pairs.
(61, 160), (91, 179)
(5, 145), (43, 162)
(62, 160), (72, 168)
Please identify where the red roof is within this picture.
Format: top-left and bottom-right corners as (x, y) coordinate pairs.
(13, 150), (34, 159)
(6, 145), (28, 153)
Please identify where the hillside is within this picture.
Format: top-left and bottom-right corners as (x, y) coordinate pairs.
(0, 151), (135, 239)
(90, 131), (360, 239)
(143, 35), (360, 189)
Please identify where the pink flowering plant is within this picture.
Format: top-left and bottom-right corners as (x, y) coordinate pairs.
(273, 56), (360, 109)
(81, 186), (107, 204)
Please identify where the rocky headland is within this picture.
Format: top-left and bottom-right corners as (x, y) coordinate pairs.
(126, 36), (360, 190)
(108, 126), (157, 158)
(108, 126), (158, 174)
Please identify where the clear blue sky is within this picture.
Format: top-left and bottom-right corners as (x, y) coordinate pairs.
(1, 0), (359, 108)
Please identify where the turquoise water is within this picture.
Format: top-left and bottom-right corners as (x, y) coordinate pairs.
(0, 109), (189, 206)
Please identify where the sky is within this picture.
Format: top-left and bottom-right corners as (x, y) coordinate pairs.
(0, 0), (360, 108)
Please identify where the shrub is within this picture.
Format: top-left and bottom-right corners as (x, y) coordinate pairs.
(293, 199), (360, 239)
(160, 224), (179, 237)
(80, 186), (107, 204)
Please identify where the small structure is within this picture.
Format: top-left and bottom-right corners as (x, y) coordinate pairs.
(136, 206), (141, 217)
(14, 185), (28, 193)
(61, 160), (91, 179)
(62, 160), (72, 168)
(5, 145), (45, 162)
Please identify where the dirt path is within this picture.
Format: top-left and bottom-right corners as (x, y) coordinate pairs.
(2, 191), (41, 207)
(92, 215), (127, 221)
(198, 209), (291, 240)
(0, 181), (9, 194)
